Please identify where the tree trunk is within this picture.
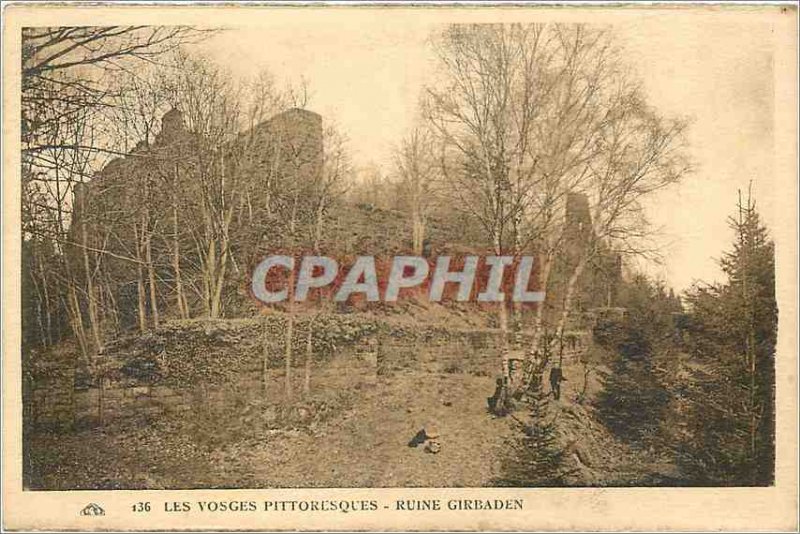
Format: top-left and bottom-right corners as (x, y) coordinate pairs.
(35, 254), (53, 346)
(145, 235), (159, 328)
(411, 203), (425, 256)
(30, 275), (46, 347)
(42, 273), (54, 346)
(528, 249), (555, 363)
(304, 325), (313, 396)
(134, 219), (148, 333)
(68, 285), (88, 361)
(284, 313), (294, 400)
(739, 197), (759, 484)
(172, 167), (189, 319)
(283, 187), (300, 401)
(303, 199), (327, 399)
(104, 281), (120, 332)
(262, 315), (270, 396)
(493, 236), (510, 379)
(81, 218), (102, 352)
(203, 238), (216, 318)
(210, 244), (228, 319)
(136, 261), (147, 333)
(202, 227), (231, 320)
(555, 252), (589, 365)
(511, 210), (523, 352)
(98, 376), (105, 425)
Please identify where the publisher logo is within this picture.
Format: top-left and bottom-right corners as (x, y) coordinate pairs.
(80, 503), (105, 516)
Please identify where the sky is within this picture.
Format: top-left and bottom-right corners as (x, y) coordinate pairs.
(194, 9), (781, 293)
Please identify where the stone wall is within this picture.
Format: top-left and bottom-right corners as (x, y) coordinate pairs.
(24, 322), (519, 430)
(28, 374), (193, 429)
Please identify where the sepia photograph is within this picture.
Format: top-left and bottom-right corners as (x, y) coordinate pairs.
(2, 2), (798, 531)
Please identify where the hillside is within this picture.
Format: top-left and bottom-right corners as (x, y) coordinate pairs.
(24, 318), (681, 489)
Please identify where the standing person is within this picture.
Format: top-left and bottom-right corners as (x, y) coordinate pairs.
(487, 377), (510, 416)
(549, 366), (565, 400)
(487, 377), (502, 413)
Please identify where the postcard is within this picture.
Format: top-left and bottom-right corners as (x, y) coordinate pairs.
(2, 2), (797, 531)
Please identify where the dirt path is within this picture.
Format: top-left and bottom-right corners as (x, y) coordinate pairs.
(212, 371), (516, 487)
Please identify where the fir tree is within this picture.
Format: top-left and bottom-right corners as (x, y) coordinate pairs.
(592, 274), (673, 449)
(594, 325), (669, 448)
(681, 188), (776, 485)
(494, 347), (567, 487)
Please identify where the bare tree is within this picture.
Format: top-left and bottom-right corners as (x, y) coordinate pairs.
(424, 23), (689, 381)
(424, 24), (610, 377)
(552, 90), (689, 362)
(154, 52), (246, 320)
(393, 127), (440, 255)
(21, 27), (208, 354)
(303, 124), (350, 396)
(22, 26), (204, 144)
(424, 24), (544, 373)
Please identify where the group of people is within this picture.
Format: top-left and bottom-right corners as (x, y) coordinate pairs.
(409, 354), (568, 456)
(487, 357), (567, 417)
(408, 355), (566, 454)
